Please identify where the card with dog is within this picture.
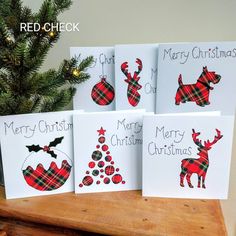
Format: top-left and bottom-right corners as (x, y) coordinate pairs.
(70, 47), (115, 111)
(0, 110), (83, 199)
(73, 110), (146, 194)
(142, 113), (235, 199)
(115, 44), (158, 112)
(156, 42), (236, 114)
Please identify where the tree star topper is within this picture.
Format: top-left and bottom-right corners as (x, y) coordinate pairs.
(97, 127), (106, 136)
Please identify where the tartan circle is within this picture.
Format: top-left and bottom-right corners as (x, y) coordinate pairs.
(105, 165), (115, 176)
(92, 150), (102, 161)
(92, 169), (99, 176)
(103, 177), (110, 184)
(105, 155), (112, 162)
(98, 161), (105, 168)
(112, 174), (122, 184)
(82, 176), (93, 186)
(98, 136), (105, 144)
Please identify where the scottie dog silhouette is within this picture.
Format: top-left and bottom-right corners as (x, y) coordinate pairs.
(175, 66), (221, 107)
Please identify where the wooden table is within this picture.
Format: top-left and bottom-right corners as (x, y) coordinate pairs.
(0, 186), (226, 236)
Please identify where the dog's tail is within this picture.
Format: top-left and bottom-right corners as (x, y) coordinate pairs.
(178, 74), (183, 86)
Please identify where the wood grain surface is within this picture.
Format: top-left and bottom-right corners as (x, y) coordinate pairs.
(0, 187), (226, 236)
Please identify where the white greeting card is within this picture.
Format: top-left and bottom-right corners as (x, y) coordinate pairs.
(115, 44), (158, 112)
(0, 110), (82, 199)
(73, 110), (146, 194)
(70, 47), (115, 111)
(156, 42), (236, 114)
(142, 114), (235, 199)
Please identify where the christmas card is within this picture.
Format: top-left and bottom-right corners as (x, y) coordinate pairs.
(73, 110), (146, 194)
(156, 42), (236, 115)
(142, 114), (235, 199)
(115, 44), (158, 112)
(0, 110), (82, 199)
(70, 47), (115, 111)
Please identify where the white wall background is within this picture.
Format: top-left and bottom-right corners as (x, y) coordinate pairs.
(22, 1), (236, 235)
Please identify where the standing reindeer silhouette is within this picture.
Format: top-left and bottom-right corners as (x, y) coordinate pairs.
(180, 129), (223, 188)
(121, 58), (143, 107)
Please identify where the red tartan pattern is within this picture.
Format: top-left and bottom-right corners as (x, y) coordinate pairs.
(121, 58), (143, 107)
(105, 165), (115, 175)
(23, 160), (72, 191)
(180, 129), (222, 188)
(91, 78), (115, 106)
(175, 66), (221, 107)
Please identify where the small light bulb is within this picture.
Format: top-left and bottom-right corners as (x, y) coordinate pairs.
(72, 69), (80, 77)
(49, 31), (54, 37)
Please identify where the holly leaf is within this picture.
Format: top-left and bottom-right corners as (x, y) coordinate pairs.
(47, 150), (57, 159)
(26, 145), (42, 152)
(49, 137), (64, 147)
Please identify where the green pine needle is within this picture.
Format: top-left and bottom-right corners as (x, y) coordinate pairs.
(0, 0), (94, 115)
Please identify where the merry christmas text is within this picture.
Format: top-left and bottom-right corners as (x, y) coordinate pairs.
(4, 120), (72, 138)
(163, 46), (236, 64)
(147, 126), (192, 156)
(117, 118), (142, 134)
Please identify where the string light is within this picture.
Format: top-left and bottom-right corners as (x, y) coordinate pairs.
(72, 69), (80, 77)
(49, 31), (55, 37)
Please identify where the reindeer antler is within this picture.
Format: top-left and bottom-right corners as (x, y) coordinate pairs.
(204, 129), (223, 149)
(135, 58), (143, 75)
(121, 62), (129, 76)
(192, 129), (204, 148)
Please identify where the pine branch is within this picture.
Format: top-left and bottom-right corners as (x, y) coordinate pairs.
(41, 87), (76, 112)
(68, 72), (91, 84)
(78, 56), (94, 71)
(0, 0), (92, 115)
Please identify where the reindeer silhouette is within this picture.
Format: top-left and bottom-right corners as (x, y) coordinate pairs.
(121, 58), (143, 107)
(180, 129), (223, 188)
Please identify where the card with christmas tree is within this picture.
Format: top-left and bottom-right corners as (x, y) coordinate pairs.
(0, 110), (83, 199)
(70, 47), (115, 111)
(115, 44), (158, 112)
(142, 113), (235, 199)
(73, 110), (146, 194)
(156, 42), (236, 114)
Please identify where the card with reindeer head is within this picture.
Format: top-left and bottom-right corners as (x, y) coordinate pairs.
(0, 110), (83, 199)
(115, 44), (158, 112)
(70, 47), (115, 111)
(156, 42), (236, 115)
(142, 114), (234, 199)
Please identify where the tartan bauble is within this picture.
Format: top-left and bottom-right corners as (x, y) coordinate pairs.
(22, 148), (72, 191)
(91, 78), (115, 105)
